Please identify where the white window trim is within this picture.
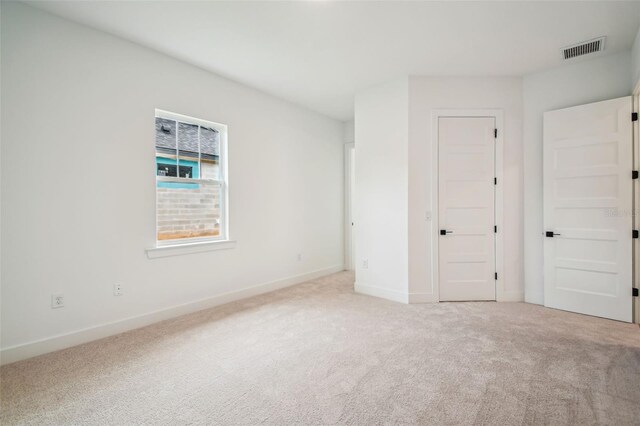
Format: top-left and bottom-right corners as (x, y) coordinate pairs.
(146, 239), (237, 259)
(153, 109), (230, 251)
(156, 109), (227, 134)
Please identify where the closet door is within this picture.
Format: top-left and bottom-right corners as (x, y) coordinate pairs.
(438, 117), (496, 301)
(543, 96), (633, 322)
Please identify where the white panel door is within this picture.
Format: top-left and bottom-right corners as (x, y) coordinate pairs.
(439, 117), (496, 301)
(543, 96), (633, 322)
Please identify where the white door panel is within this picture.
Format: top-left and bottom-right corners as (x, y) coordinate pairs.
(439, 117), (496, 301)
(543, 96), (633, 322)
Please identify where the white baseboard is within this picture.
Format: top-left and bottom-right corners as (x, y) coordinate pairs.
(408, 292), (437, 303)
(524, 291), (544, 305)
(355, 285), (523, 304)
(497, 291), (525, 302)
(1, 264), (344, 366)
(354, 282), (408, 304)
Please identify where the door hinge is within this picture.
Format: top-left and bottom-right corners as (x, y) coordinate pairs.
(633, 112), (638, 122)
(494, 177), (497, 185)
(495, 272), (498, 280)
(494, 225), (497, 233)
(633, 288), (639, 297)
(494, 128), (498, 138)
(634, 230), (639, 239)
(633, 170), (639, 179)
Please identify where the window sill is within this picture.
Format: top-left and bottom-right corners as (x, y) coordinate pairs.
(146, 240), (236, 259)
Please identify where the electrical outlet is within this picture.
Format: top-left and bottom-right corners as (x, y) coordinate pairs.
(114, 283), (123, 296)
(297, 253), (302, 262)
(362, 260), (369, 269)
(51, 294), (64, 309)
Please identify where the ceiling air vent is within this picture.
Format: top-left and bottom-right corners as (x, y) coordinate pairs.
(562, 37), (606, 60)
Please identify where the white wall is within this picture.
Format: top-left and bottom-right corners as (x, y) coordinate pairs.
(354, 78), (409, 302)
(632, 28), (640, 91)
(523, 51), (631, 304)
(343, 120), (355, 144)
(342, 120), (355, 270)
(1, 3), (344, 360)
(408, 77), (524, 301)
(354, 76), (523, 303)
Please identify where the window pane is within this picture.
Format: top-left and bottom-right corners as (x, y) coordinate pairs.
(156, 181), (221, 241)
(155, 110), (226, 245)
(157, 163), (177, 177)
(200, 127), (220, 180)
(200, 158), (220, 180)
(178, 122), (199, 160)
(155, 118), (176, 152)
(200, 127), (219, 156)
(156, 118), (177, 177)
(178, 165), (193, 178)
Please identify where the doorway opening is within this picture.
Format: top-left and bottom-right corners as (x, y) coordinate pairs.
(345, 142), (355, 271)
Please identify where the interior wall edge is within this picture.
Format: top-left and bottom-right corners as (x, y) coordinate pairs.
(354, 282), (409, 304)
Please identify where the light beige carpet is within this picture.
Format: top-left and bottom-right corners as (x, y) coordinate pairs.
(1, 271), (640, 425)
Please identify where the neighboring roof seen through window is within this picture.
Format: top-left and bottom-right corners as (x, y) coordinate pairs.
(155, 117), (219, 159)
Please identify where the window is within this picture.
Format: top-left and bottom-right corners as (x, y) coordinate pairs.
(156, 164), (193, 178)
(155, 109), (227, 245)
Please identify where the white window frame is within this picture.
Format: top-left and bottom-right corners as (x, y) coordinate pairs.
(154, 109), (229, 248)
